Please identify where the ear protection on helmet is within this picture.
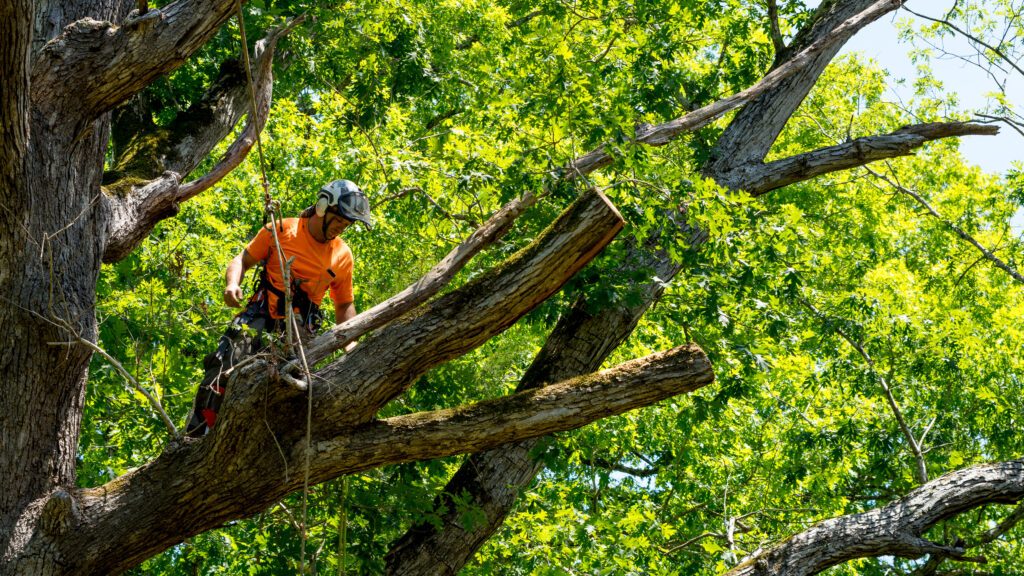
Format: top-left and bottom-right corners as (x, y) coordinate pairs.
(315, 179), (374, 230)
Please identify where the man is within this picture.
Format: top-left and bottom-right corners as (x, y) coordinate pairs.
(185, 179), (373, 438)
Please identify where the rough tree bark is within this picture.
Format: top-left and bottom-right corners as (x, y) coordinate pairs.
(381, 1), (1011, 575)
(0, 0), (1012, 575)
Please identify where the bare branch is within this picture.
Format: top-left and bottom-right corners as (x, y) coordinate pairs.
(799, 297), (929, 485)
(864, 166), (1024, 285)
(305, 189), (624, 424)
(717, 122), (999, 195)
(974, 113), (1024, 139)
(50, 338), (178, 437)
(724, 459), (1024, 576)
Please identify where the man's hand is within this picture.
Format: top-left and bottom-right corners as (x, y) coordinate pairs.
(223, 250), (258, 308)
(224, 284), (244, 308)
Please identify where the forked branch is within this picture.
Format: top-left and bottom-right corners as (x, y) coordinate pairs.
(102, 21), (295, 263)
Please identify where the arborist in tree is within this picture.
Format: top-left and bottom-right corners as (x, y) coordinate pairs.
(185, 179), (373, 438)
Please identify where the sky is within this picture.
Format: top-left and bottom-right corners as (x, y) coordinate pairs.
(804, 0), (1023, 229)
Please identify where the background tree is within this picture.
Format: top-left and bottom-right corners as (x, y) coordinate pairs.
(2, 0), (1022, 575)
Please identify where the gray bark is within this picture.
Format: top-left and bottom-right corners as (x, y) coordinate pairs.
(724, 459), (1024, 576)
(382, 2), (984, 575)
(0, 0), (1007, 574)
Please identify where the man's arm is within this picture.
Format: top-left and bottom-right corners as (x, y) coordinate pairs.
(335, 300), (358, 352)
(224, 249), (259, 307)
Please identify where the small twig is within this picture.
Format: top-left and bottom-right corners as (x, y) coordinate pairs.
(51, 338), (178, 437)
(864, 166), (1024, 285)
(902, 5), (1024, 79)
(798, 297), (928, 485)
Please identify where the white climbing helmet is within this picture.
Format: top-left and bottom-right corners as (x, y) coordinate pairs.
(315, 179), (374, 230)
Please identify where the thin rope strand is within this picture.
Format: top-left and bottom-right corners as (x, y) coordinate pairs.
(234, 3), (315, 573)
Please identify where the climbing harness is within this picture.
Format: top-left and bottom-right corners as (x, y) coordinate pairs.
(248, 264), (326, 333)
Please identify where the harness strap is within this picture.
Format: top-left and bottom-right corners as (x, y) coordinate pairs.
(249, 265), (324, 332)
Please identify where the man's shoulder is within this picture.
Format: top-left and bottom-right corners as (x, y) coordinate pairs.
(330, 237), (351, 254)
(261, 218), (303, 239)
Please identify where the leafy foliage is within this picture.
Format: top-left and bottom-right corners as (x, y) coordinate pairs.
(82, 0), (1024, 574)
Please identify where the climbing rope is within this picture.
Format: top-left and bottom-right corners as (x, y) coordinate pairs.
(233, 3), (317, 573)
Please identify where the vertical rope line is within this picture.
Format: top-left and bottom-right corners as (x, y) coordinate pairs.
(292, 313), (316, 575)
(233, 3), (314, 573)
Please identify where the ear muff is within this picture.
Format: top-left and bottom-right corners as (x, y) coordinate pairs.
(315, 196), (330, 217)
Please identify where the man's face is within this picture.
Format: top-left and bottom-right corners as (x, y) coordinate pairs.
(324, 211), (353, 239)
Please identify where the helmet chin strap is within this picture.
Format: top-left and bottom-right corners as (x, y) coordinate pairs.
(321, 213), (329, 242)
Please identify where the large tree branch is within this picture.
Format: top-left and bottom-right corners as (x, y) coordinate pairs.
(724, 459), (1024, 576)
(383, 2), (907, 572)
(706, 0), (891, 173)
(309, 343), (713, 482)
(31, 0), (246, 119)
(717, 122), (999, 195)
(66, 342), (709, 575)
(46, 188), (624, 575)
(101, 21), (290, 263)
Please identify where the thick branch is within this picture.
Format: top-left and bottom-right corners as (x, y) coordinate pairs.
(311, 344), (713, 479)
(55, 189), (623, 575)
(724, 459), (1024, 576)
(706, 0), (891, 173)
(567, 0), (902, 177)
(32, 0), (245, 118)
(101, 23), (289, 263)
(718, 122), (1000, 195)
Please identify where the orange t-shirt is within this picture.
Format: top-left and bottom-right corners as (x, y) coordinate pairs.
(245, 218), (354, 319)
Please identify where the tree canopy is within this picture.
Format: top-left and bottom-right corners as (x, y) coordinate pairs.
(3, 0), (1023, 574)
